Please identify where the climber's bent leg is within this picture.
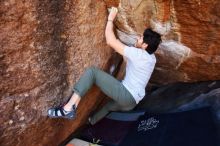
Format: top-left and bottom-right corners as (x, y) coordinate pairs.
(74, 66), (136, 123)
(73, 66), (135, 106)
(89, 99), (136, 125)
(48, 66), (136, 120)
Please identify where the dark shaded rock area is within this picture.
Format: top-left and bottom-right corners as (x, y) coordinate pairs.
(137, 80), (220, 145)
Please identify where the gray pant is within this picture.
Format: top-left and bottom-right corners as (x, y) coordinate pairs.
(73, 66), (136, 124)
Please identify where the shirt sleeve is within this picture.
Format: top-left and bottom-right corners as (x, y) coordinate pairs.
(124, 46), (142, 60)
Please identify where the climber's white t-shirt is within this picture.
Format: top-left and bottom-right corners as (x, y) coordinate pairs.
(122, 46), (156, 104)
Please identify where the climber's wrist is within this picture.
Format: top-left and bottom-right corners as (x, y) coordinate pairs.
(107, 19), (114, 22)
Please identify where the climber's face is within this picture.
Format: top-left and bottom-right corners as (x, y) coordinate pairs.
(135, 35), (148, 49)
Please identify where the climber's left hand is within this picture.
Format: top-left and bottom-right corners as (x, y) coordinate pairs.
(108, 7), (118, 21)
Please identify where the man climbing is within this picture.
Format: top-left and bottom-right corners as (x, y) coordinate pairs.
(48, 7), (161, 125)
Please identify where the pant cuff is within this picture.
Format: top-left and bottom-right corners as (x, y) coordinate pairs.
(73, 88), (82, 98)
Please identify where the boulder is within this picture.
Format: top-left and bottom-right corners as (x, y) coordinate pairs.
(1, 0), (220, 146)
(0, 0), (113, 146)
(107, 0), (220, 84)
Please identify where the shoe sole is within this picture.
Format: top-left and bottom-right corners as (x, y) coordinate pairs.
(48, 114), (76, 120)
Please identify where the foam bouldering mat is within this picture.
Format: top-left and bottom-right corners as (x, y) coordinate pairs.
(80, 110), (145, 146)
(119, 107), (218, 146)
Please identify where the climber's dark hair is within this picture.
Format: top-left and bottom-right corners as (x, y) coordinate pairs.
(143, 28), (161, 54)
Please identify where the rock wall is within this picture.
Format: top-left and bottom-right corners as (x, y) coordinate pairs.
(107, 0), (220, 84)
(0, 0), (220, 146)
(0, 0), (113, 146)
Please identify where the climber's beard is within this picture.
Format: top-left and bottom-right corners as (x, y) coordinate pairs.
(134, 40), (137, 47)
(134, 34), (145, 49)
(135, 40), (142, 48)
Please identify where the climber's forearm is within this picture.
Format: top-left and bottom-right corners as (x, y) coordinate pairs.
(105, 21), (125, 55)
(105, 21), (116, 45)
(105, 7), (125, 55)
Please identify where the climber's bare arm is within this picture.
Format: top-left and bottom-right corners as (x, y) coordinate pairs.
(105, 7), (126, 56)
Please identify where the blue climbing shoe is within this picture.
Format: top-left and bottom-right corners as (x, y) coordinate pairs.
(47, 105), (76, 119)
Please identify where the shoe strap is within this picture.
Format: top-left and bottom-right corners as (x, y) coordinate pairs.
(60, 107), (66, 116)
(55, 107), (65, 116)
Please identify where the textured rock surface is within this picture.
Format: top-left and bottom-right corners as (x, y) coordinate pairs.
(108, 0), (220, 85)
(1, 0), (220, 146)
(0, 0), (113, 146)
